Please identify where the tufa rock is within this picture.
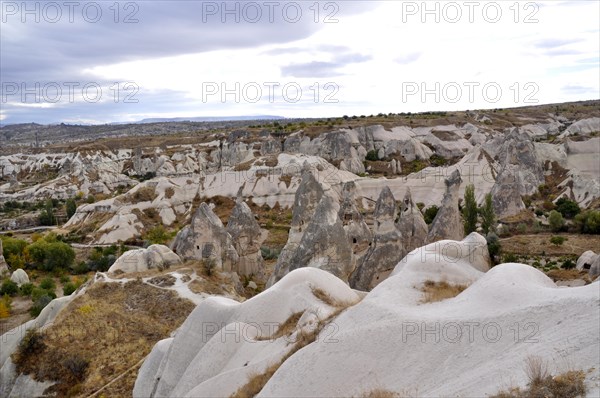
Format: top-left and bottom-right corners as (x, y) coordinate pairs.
(226, 199), (265, 277)
(268, 168), (325, 286)
(108, 244), (182, 274)
(10, 268), (29, 286)
(172, 202), (239, 272)
(338, 182), (372, 257)
(427, 169), (463, 243)
(396, 188), (428, 254)
(350, 186), (404, 291)
(576, 250), (598, 272)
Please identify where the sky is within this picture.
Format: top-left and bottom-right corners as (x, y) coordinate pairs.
(0, 0), (598, 125)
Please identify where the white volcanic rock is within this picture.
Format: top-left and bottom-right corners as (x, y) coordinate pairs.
(10, 268), (29, 286)
(590, 255), (600, 278)
(225, 199), (265, 277)
(576, 250), (598, 272)
(172, 203), (239, 272)
(338, 182), (372, 258)
(395, 188), (428, 254)
(350, 186), (404, 291)
(135, 238), (598, 398)
(134, 268), (361, 398)
(108, 245), (182, 274)
(0, 239), (8, 275)
(427, 169), (463, 243)
(560, 117), (600, 137)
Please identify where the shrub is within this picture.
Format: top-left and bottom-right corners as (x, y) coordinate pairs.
(1, 236), (27, 268)
(63, 282), (77, 296)
(39, 277), (56, 292)
(574, 210), (600, 234)
(0, 295), (11, 318)
(562, 259), (576, 269)
(31, 287), (56, 302)
(555, 198), (580, 219)
(260, 247), (280, 261)
(85, 247), (117, 272)
(423, 205), (439, 224)
(30, 294), (53, 317)
(549, 236), (566, 245)
(486, 233), (501, 264)
(16, 329), (46, 358)
(365, 150), (379, 161)
(62, 355), (89, 382)
(517, 223), (527, 234)
(0, 279), (19, 296)
(27, 240), (76, 272)
(38, 199), (56, 226)
(65, 198), (77, 219)
(20, 283), (34, 297)
(145, 225), (170, 245)
(548, 210), (565, 232)
(503, 253), (518, 263)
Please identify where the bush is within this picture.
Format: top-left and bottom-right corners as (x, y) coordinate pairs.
(39, 277), (56, 292)
(486, 233), (501, 264)
(548, 210), (565, 232)
(365, 150), (379, 161)
(145, 225), (170, 245)
(503, 253), (519, 263)
(17, 329), (46, 358)
(574, 210), (600, 234)
(62, 355), (89, 382)
(63, 282), (77, 296)
(85, 247), (117, 272)
(549, 236), (566, 245)
(1, 236), (27, 268)
(260, 247), (280, 260)
(562, 259), (576, 269)
(65, 198), (77, 219)
(28, 240), (76, 272)
(0, 279), (19, 296)
(20, 283), (34, 296)
(30, 294), (53, 317)
(0, 295), (11, 318)
(555, 198), (580, 219)
(31, 287), (56, 302)
(423, 205), (439, 224)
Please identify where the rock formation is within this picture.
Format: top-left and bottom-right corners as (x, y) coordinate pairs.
(10, 268), (29, 286)
(267, 167), (325, 286)
(350, 186), (404, 291)
(281, 196), (354, 281)
(489, 165), (526, 218)
(338, 182), (372, 258)
(226, 199), (265, 277)
(0, 239), (8, 275)
(108, 245), (182, 274)
(172, 202), (239, 272)
(427, 169), (463, 243)
(589, 255), (600, 278)
(395, 188), (428, 254)
(576, 250), (598, 272)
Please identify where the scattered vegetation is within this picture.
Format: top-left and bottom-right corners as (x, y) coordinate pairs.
(423, 205), (439, 225)
(479, 193), (496, 234)
(420, 280), (468, 303)
(549, 236), (566, 246)
(574, 210), (600, 234)
(12, 280), (195, 397)
(548, 210), (565, 232)
(491, 355), (587, 398)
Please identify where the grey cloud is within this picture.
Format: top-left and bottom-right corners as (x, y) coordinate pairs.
(533, 38), (582, 49)
(281, 53), (371, 78)
(561, 85), (598, 95)
(394, 52), (422, 65)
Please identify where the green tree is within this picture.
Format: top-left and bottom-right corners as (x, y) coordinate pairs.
(555, 197), (580, 219)
(574, 210), (600, 234)
(1, 237), (27, 268)
(28, 240), (75, 271)
(38, 199), (56, 226)
(462, 184), (478, 235)
(479, 193), (496, 234)
(548, 210), (565, 232)
(423, 205), (439, 225)
(65, 198), (77, 219)
(365, 150), (379, 161)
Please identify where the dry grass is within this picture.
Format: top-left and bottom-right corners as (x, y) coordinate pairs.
(255, 312), (303, 341)
(132, 186), (157, 202)
(420, 280), (468, 303)
(491, 355), (587, 398)
(500, 233), (600, 257)
(546, 268), (592, 283)
(231, 294), (358, 398)
(164, 187), (175, 199)
(12, 280), (195, 397)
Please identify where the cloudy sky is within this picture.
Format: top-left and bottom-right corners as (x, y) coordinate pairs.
(1, 0), (598, 125)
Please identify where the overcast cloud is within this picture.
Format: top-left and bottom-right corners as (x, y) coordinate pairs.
(0, 0), (598, 124)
